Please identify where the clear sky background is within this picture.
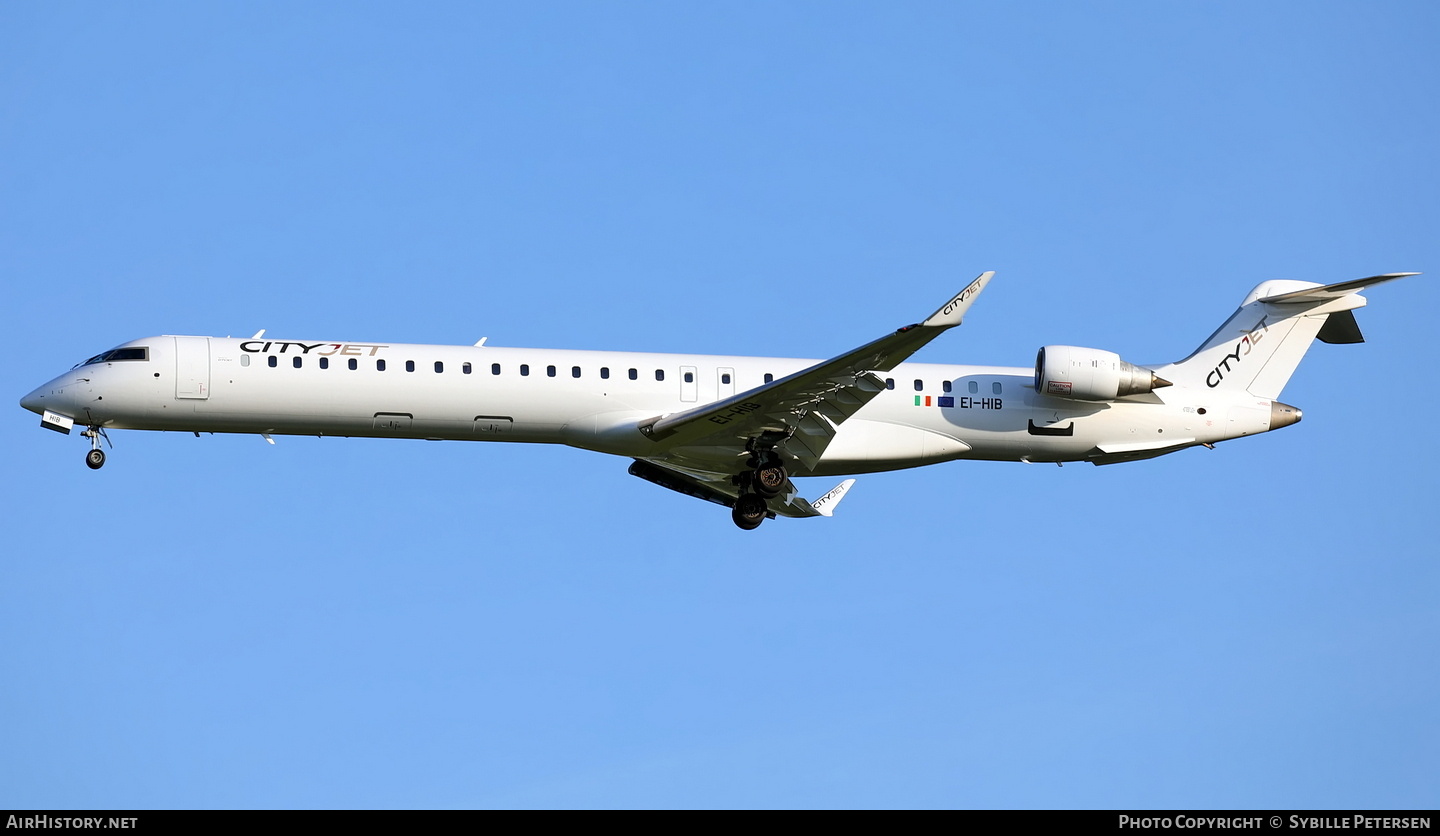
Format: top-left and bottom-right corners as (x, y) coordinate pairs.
(2, 2), (1436, 810)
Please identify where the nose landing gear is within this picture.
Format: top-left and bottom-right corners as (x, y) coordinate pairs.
(81, 426), (111, 470)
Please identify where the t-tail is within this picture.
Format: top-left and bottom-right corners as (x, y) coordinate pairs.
(1155, 273), (1419, 400)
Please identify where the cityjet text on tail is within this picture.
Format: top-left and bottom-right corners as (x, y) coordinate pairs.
(20, 271), (1417, 529)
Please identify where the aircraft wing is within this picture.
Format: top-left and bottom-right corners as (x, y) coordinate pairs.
(636, 272), (994, 471)
(628, 459), (856, 519)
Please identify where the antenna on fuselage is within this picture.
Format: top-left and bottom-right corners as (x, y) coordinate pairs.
(251, 329), (266, 339)
(474, 337), (487, 347)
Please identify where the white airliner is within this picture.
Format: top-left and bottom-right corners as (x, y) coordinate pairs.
(19, 271), (1416, 529)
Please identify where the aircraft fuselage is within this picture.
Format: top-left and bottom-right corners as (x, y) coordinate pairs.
(22, 334), (1273, 477)
(30, 271), (1408, 529)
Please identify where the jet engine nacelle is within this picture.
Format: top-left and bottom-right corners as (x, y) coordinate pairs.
(1034, 345), (1171, 401)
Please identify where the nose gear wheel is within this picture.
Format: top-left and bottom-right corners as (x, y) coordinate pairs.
(80, 426), (111, 470)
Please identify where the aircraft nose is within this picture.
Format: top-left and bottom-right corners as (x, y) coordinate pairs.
(20, 386), (46, 415)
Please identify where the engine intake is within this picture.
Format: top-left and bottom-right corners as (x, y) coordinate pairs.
(1035, 345), (1170, 401)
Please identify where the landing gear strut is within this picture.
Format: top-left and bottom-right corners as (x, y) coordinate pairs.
(732, 444), (787, 528)
(81, 426), (109, 470)
(731, 493), (768, 531)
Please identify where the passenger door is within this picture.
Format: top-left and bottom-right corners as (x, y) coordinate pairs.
(173, 336), (210, 399)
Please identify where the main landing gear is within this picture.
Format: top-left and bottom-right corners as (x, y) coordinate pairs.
(730, 455), (789, 530)
(731, 494), (767, 531)
(753, 462), (787, 498)
(81, 426), (110, 470)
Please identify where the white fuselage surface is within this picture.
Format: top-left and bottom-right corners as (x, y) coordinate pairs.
(20, 272), (1413, 528)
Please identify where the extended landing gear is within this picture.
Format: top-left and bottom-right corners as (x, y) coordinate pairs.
(731, 449), (788, 529)
(753, 463), (787, 499)
(731, 493), (768, 531)
(81, 426), (110, 470)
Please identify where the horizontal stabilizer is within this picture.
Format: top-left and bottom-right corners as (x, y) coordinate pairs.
(1258, 272), (1418, 304)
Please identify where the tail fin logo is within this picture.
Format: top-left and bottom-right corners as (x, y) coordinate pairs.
(1206, 316), (1270, 388)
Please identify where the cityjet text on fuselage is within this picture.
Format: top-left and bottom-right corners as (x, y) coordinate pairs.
(238, 341), (390, 357)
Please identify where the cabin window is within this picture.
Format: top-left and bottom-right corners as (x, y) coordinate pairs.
(655, 369), (665, 382)
(349, 358), (358, 370)
(600, 367), (610, 380)
(572, 366), (581, 378)
(628, 368), (638, 380)
(268, 356), (278, 368)
(435, 361), (444, 373)
(993, 381), (1002, 394)
(491, 363), (501, 375)
(520, 364), (530, 376)
(885, 378), (894, 390)
(914, 379), (924, 391)
(942, 380), (952, 393)
(240, 355), (250, 367)
(319, 357), (329, 369)
(377, 359), (387, 371)
(722, 373), (731, 384)
(684, 371), (694, 383)
(405, 360), (415, 372)
(293, 357), (302, 369)
(463, 362), (472, 374)
(547, 365), (557, 377)
(968, 380), (978, 394)
(764, 373), (774, 384)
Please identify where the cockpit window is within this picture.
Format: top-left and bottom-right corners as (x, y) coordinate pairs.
(79, 347), (149, 367)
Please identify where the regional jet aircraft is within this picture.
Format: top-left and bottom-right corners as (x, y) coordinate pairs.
(19, 272), (1415, 529)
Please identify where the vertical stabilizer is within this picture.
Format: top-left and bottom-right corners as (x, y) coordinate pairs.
(1156, 273), (1416, 400)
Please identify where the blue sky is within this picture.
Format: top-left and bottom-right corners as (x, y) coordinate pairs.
(2, 2), (1437, 809)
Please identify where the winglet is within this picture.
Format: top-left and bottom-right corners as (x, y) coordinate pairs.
(921, 272), (995, 328)
(808, 478), (856, 517)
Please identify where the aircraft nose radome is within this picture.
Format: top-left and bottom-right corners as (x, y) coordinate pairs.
(20, 387), (45, 415)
